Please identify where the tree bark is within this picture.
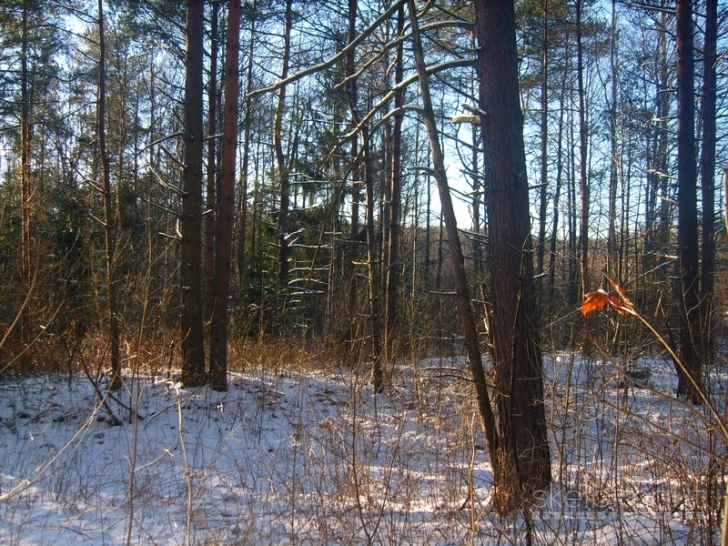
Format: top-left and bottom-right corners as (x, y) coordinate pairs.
(204, 2), (220, 325)
(180, 0), (207, 387)
(383, 3), (405, 369)
(209, 0), (241, 392)
(363, 129), (384, 392)
(699, 0), (717, 367)
(536, 0), (548, 283)
(675, 0), (703, 404)
(474, 0), (552, 512)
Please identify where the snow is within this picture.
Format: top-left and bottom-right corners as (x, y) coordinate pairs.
(0, 354), (721, 544)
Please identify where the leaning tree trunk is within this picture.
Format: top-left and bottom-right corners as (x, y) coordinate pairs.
(406, 0), (501, 505)
(474, 0), (552, 513)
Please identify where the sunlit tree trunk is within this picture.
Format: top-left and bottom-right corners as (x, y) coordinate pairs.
(363, 129), (384, 392)
(209, 0), (241, 392)
(180, 0), (207, 387)
(383, 3), (405, 369)
(474, 0), (552, 513)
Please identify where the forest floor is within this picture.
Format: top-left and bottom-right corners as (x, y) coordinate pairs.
(0, 348), (723, 544)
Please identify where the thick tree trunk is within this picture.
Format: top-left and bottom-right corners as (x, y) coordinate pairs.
(699, 0), (717, 367)
(474, 0), (552, 512)
(675, 0), (703, 404)
(180, 0), (207, 387)
(209, 0), (241, 392)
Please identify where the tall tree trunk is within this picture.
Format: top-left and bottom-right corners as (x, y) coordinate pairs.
(237, 0), (258, 288)
(383, 3), (405, 368)
(204, 2), (220, 324)
(642, 22), (671, 313)
(274, 0), (293, 328)
(473, 0), (552, 513)
(209, 0), (241, 392)
(674, 0), (703, 404)
(566, 69), (579, 308)
(345, 0), (361, 364)
(536, 0), (548, 283)
(576, 0), (590, 297)
(606, 0), (619, 276)
(180, 0), (207, 387)
(699, 0), (717, 367)
(363, 129), (384, 392)
(406, 0), (501, 507)
(97, 0), (122, 391)
(548, 72), (567, 302)
(20, 2), (33, 348)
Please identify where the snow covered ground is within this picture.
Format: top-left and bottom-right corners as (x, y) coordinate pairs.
(0, 353), (722, 544)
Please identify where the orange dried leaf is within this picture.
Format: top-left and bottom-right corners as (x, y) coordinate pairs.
(581, 289), (615, 315)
